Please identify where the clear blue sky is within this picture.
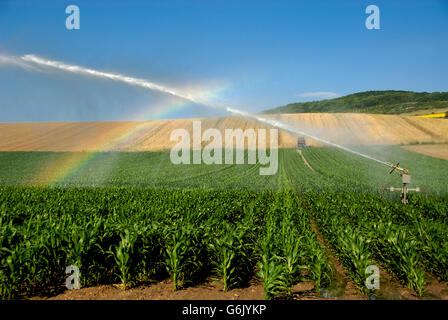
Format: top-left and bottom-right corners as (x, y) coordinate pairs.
(1, 0), (447, 122)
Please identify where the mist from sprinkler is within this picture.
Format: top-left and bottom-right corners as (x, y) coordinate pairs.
(1, 53), (390, 167)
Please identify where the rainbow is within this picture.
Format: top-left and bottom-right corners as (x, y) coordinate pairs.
(34, 87), (228, 186)
(0, 53), (234, 185)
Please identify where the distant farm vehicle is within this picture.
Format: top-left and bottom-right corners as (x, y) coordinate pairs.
(297, 137), (311, 150)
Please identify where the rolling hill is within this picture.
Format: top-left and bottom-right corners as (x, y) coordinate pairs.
(263, 90), (448, 115)
(1, 114), (448, 152)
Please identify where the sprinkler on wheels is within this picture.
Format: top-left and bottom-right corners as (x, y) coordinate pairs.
(382, 162), (426, 204)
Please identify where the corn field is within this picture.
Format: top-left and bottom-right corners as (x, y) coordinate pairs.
(0, 187), (332, 299)
(1, 145), (447, 300)
(1, 185), (446, 300)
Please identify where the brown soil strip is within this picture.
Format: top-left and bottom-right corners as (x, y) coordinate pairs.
(422, 274), (448, 299)
(371, 268), (448, 300)
(29, 278), (346, 301)
(402, 144), (448, 161)
(29, 278), (265, 300)
(297, 150), (315, 172)
(370, 263), (417, 300)
(28, 277), (335, 301)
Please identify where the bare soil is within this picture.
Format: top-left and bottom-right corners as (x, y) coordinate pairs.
(28, 278), (356, 301)
(30, 279), (264, 301)
(403, 144), (448, 160)
(423, 275), (448, 299)
(26, 272), (448, 301)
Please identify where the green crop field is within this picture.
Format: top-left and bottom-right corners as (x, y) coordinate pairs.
(1, 147), (447, 299)
(1, 147), (447, 193)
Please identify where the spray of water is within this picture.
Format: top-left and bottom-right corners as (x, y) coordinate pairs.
(2, 53), (389, 166)
(226, 108), (390, 166)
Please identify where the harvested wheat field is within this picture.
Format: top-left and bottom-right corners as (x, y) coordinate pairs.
(266, 113), (448, 146)
(1, 114), (448, 152)
(0, 117), (295, 151)
(402, 144), (448, 160)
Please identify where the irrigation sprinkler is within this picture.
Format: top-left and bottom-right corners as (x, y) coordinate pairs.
(382, 162), (426, 204)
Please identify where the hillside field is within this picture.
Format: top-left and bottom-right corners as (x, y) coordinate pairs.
(1, 114), (448, 152)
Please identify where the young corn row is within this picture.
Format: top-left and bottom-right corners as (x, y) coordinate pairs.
(304, 191), (448, 296)
(0, 186), (324, 299)
(303, 193), (374, 294)
(1, 186), (447, 299)
(256, 191), (332, 299)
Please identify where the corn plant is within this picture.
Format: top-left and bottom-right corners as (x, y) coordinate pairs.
(257, 254), (289, 300)
(209, 223), (245, 291)
(110, 229), (138, 290)
(134, 223), (164, 282)
(1, 183), (447, 300)
(373, 224), (426, 296)
(305, 239), (331, 291)
(257, 228), (290, 300)
(164, 223), (206, 291)
(340, 230), (372, 293)
(1, 246), (23, 299)
(279, 223), (307, 293)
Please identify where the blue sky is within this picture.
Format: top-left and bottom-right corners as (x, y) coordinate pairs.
(1, 0), (447, 122)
